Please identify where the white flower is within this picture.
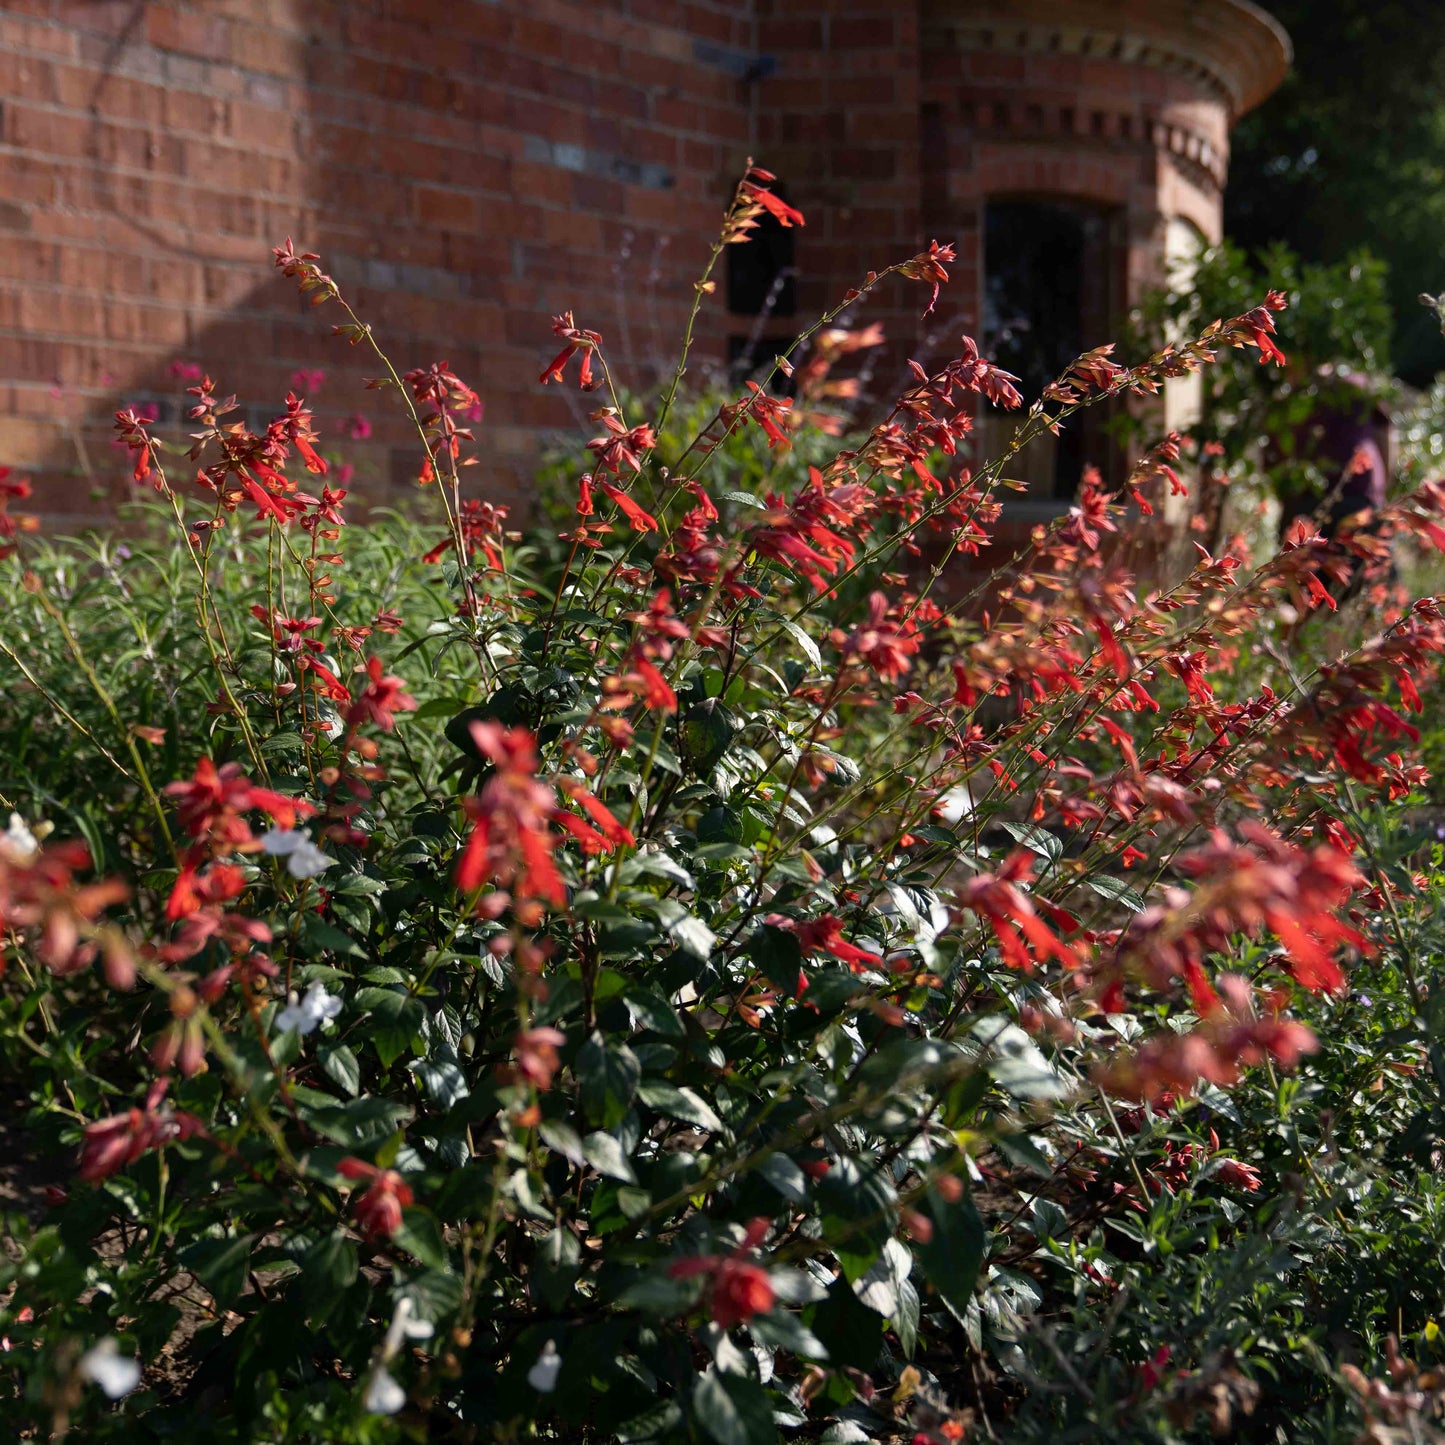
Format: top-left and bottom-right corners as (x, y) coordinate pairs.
(527, 1339), (562, 1393)
(2, 813), (38, 860)
(936, 783), (976, 825)
(382, 1297), (434, 1358)
(362, 1366), (406, 1415)
(260, 827), (337, 879)
(78, 1337), (141, 1399)
(362, 1300), (433, 1415)
(275, 983), (343, 1037)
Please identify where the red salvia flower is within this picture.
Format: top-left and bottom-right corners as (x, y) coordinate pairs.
(738, 166), (805, 229)
(165, 758), (313, 850)
(456, 723), (566, 917)
(788, 914), (884, 974)
(840, 592), (922, 681)
(669, 1218), (777, 1328)
(899, 240), (956, 318)
(742, 381), (793, 448)
(956, 850), (1078, 972)
(1214, 1158), (1263, 1191)
(78, 1079), (203, 1183)
(337, 1159), (413, 1242)
(597, 480), (658, 533)
(587, 413), (657, 476)
(345, 657), (417, 734)
(300, 657), (351, 704)
(514, 1027), (567, 1090)
(540, 312), (603, 389)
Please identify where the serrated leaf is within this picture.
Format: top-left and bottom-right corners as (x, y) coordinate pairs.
(1084, 873), (1147, 912)
(692, 1368), (779, 1445)
(583, 1130), (637, 1183)
(538, 1119), (588, 1167)
(410, 1058), (469, 1108)
(914, 1185), (984, 1320)
(636, 1080), (724, 1133)
(718, 489), (768, 510)
(576, 1032), (641, 1129)
(393, 1208), (447, 1269)
(998, 821), (1062, 863)
(777, 616), (821, 670)
(179, 1234), (255, 1311)
(318, 1044), (361, 1098)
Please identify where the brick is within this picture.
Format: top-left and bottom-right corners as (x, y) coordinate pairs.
(8, 0), (1269, 523)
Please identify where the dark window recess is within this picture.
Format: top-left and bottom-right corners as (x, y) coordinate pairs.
(983, 198), (1121, 497)
(727, 188), (797, 317)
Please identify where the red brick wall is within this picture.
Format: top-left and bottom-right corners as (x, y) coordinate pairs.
(2, 0), (761, 524)
(0, 0), (1265, 528)
(755, 0), (928, 385)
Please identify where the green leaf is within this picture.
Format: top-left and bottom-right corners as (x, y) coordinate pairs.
(855, 1238), (913, 1322)
(717, 489), (768, 510)
(393, 1208), (447, 1270)
(971, 1016), (1069, 1100)
(748, 925), (804, 997)
(998, 821), (1062, 864)
(759, 1154), (808, 1204)
(617, 1400), (685, 1442)
(677, 698), (737, 777)
(538, 1119), (588, 1167)
(305, 1097), (412, 1149)
(692, 1368), (779, 1445)
(615, 1270), (699, 1315)
(625, 986), (686, 1039)
(410, 1058), (469, 1108)
(180, 1234), (255, 1311)
(914, 1185), (985, 1320)
(398, 1268), (464, 1322)
(749, 1308), (828, 1360)
(1084, 873), (1147, 912)
(636, 1080), (724, 1134)
(809, 1276), (884, 1371)
(816, 1159), (897, 1281)
(534, 1227), (581, 1311)
(777, 616), (822, 670)
(576, 1031), (640, 1130)
(318, 1044), (362, 1098)
(298, 1230), (358, 1321)
(297, 914), (367, 961)
(583, 1130), (638, 1183)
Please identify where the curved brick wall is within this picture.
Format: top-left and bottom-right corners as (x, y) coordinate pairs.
(0, 0), (1285, 525)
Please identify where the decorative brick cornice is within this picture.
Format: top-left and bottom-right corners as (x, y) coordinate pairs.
(925, 0), (1291, 120)
(953, 94), (1229, 192)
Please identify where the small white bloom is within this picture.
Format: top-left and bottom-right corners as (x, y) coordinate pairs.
(260, 827), (337, 879)
(275, 983), (343, 1037)
(78, 1337), (141, 1399)
(936, 783), (976, 825)
(362, 1366), (406, 1415)
(527, 1339), (562, 1393)
(2, 813), (38, 860)
(382, 1297), (434, 1358)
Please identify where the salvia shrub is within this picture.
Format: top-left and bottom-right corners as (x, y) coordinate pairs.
(4, 165), (1445, 1444)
